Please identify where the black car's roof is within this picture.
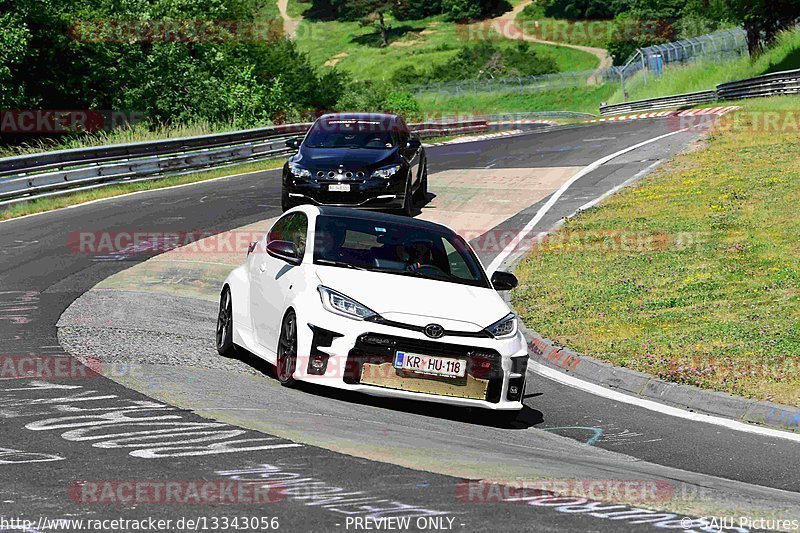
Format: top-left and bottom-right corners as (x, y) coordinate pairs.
(317, 112), (400, 121)
(316, 207), (452, 234)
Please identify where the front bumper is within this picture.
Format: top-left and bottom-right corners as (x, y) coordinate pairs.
(293, 309), (528, 411)
(284, 173), (407, 208)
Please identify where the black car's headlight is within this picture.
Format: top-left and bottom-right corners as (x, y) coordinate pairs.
(289, 162), (312, 179)
(371, 165), (402, 179)
(318, 286), (378, 320)
(485, 313), (517, 339)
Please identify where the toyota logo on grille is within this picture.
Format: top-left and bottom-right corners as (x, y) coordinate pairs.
(424, 324), (445, 339)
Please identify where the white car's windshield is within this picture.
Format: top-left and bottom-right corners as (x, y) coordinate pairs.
(313, 215), (490, 288)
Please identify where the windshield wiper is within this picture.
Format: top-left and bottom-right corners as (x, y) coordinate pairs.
(369, 267), (426, 278)
(315, 259), (368, 271)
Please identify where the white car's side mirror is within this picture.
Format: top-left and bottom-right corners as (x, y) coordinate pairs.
(266, 240), (301, 266)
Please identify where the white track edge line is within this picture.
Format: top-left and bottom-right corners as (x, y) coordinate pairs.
(576, 159), (663, 213)
(486, 127), (690, 273)
(528, 362), (800, 443)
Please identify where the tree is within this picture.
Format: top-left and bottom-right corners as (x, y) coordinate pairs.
(442, 0), (510, 22)
(722, 0), (800, 54)
(394, 0), (442, 20)
(350, 0), (397, 47)
(0, 12), (32, 108)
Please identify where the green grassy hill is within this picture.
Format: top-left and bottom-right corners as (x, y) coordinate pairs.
(287, 2), (599, 81)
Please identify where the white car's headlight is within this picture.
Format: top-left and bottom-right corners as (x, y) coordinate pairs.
(318, 286), (378, 320)
(371, 165), (401, 179)
(289, 161), (312, 179)
(485, 313), (517, 339)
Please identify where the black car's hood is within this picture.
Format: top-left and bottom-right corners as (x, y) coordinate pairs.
(295, 146), (399, 171)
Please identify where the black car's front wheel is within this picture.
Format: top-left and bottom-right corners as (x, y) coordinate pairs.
(399, 176), (413, 217)
(414, 158), (428, 202)
(281, 189), (292, 212)
(276, 310), (298, 387)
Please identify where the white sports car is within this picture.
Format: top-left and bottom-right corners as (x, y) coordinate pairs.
(216, 206), (529, 413)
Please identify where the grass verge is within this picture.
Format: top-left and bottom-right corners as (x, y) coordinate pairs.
(0, 159), (284, 222)
(512, 96), (800, 406)
(416, 84), (613, 115)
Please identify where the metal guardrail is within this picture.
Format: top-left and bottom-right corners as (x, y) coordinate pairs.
(0, 119), (492, 205)
(0, 124), (312, 179)
(599, 68), (800, 116)
(599, 90), (718, 116)
(487, 111), (596, 121)
(717, 68), (800, 100)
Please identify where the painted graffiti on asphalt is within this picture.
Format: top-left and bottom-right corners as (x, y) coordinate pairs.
(217, 464), (453, 521)
(0, 380), (302, 458)
(0, 446), (64, 465)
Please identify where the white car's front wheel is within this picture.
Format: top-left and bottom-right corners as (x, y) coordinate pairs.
(276, 310), (298, 387)
(216, 287), (236, 357)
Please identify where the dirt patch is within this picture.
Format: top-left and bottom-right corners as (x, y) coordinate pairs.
(390, 39), (423, 48)
(324, 51), (349, 66)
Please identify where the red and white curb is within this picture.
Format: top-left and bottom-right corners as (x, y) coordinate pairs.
(490, 119), (560, 126)
(424, 129), (526, 147)
(587, 106), (740, 123)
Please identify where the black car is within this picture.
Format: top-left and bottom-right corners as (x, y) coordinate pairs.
(281, 113), (428, 216)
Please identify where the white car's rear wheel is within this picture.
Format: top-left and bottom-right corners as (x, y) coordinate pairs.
(276, 310), (298, 387)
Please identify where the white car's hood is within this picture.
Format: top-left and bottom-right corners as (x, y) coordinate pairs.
(315, 267), (510, 332)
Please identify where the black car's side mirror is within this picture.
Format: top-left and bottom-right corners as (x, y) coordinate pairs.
(285, 138), (300, 150)
(406, 137), (421, 150)
(491, 271), (518, 291)
(266, 240), (301, 265)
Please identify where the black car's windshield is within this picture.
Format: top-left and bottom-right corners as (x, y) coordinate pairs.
(313, 215), (490, 288)
(304, 120), (401, 149)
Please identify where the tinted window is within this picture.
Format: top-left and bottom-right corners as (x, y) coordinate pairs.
(304, 119), (400, 150)
(313, 215), (489, 288)
(268, 213), (308, 257)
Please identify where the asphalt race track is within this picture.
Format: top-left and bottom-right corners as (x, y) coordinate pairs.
(2, 118), (799, 532)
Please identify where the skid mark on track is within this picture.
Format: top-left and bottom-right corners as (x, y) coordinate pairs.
(0, 291), (38, 325)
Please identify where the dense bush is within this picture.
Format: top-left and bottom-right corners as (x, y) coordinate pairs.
(392, 41), (559, 85)
(0, 0), (360, 130)
(394, 0), (443, 20)
(308, 0), (510, 23)
(334, 79), (421, 118)
(432, 41), (558, 81)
